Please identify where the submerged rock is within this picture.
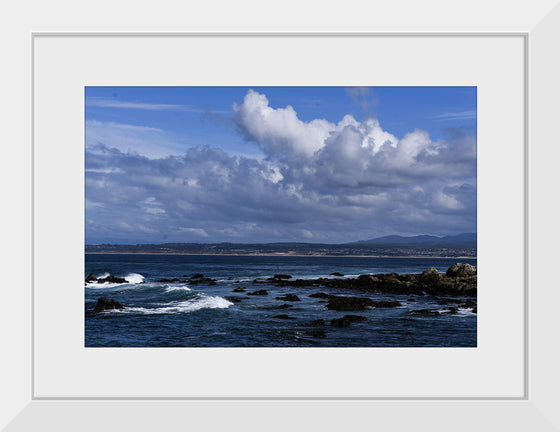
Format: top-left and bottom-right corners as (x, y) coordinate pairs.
(275, 294), (301, 302)
(224, 296), (243, 303)
(371, 300), (402, 308)
(247, 289), (269, 296)
(97, 275), (128, 284)
(273, 274), (292, 280)
(330, 272), (344, 277)
(309, 292), (333, 299)
(330, 315), (367, 327)
(232, 287), (246, 292)
(94, 297), (124, 312)
(273, 314), (294, 319)
(409, 309), (440, 317)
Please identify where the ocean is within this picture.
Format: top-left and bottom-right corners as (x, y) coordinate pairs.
(85, 254), (477, 347)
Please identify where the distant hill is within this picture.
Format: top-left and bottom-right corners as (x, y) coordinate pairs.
(351, 233), (476, 247)
(85, 233), (477, 257)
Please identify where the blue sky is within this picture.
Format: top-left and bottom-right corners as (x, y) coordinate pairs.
(85, 86), (476, 244)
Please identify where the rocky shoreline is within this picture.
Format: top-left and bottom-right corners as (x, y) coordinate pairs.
(87, 263), (477, 338)
(253, 263), (477, 298)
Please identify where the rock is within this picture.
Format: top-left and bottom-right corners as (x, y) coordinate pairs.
(309, 292), (333, 299)
(273, 274), (292, 280)
(156, 278), (180, 283)
(192, 273), (204, 279)
(94, 297), (124, 312)
(224, 296), (242, 303)
(330, 272), (344, 277)
(311, 319), (325, 326)
(371, 300), (402, 308)
(420, 267), (441, 283)
(330, 315), (367, 327)
(97, 275), (128, 284)
(305, 329), (326, 338)
(407, 298), (416, 302)
(326, 296), (376, 311)
(232, 287), (246, 292)
(275, 294), (301, 302)
(442, 307), (459, 315)
(471, 306), (477, 313)
(85, 273), (97, 283)
(247, 289), (268, 296)
(409, 309), (440, 316)
(188, 277), (217, 285)
(446, 263), (477, 277)
(273, 314), (294, 319)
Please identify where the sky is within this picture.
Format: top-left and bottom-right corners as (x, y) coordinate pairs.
(85, 86), (477, 244)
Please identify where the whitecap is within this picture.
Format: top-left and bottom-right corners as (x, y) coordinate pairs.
(105, 295), (233, 315)
(164, 285), (192, 293)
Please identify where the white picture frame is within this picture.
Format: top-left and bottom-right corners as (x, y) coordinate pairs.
(3, 1), (560, 430)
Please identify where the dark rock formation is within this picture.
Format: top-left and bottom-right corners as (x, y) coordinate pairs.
(232, 287), (246, 292)
(330, 272), (344, 277)
(224, 296), (242, 303)
(446, 263), (477, 277)
(419, 267), (441, 284)
(85, 273), (97, 283)
(188, 277), (217, 285)
(272, 264), (477, 297)
(273, 314), (294, 319)
(191, 273), (204, 279)
(94, 297), (124, 312)
(156, 278), (180, 283)
(97, 275), (128, 284)
(330, 315), (367, 327)
(371, 300), (402, 308)
(409, 309), (440, 317)
(311, 319), (325, 326)
(273, 274), (292, 280)
(247, 289), (269, 296)
(309, 292), (333, 299)
(275, 294), (301, 302)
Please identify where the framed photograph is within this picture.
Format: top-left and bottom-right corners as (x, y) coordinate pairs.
(3, 1), (559, 430)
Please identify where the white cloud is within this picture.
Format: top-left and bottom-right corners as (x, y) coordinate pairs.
(87, 97), (199, 112)
(434, 110), (477, 121)
(86, 120), (186, 159)
(85, 90), (477, 243)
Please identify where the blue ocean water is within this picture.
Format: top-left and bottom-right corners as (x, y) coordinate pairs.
(85, 254), (477, 347)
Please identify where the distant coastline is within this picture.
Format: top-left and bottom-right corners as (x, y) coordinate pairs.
(85, 251), (476, 259)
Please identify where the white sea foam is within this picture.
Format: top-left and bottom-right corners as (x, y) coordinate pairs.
(85, 273), (145, 289)
(108, 295), (232, 315)
(124, 273), (145, 284)
(164, 285), (192, 293)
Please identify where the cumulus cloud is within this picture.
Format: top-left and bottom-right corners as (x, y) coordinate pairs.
(86, 90), (476, 243)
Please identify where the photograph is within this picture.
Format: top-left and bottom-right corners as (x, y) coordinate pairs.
(84, 86), (477, 347)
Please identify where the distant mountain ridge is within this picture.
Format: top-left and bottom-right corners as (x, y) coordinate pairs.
(86, 233), (477, 257)
(351, 233), (476, 245)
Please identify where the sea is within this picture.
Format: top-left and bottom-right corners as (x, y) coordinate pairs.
(85, 254), (477, 347)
